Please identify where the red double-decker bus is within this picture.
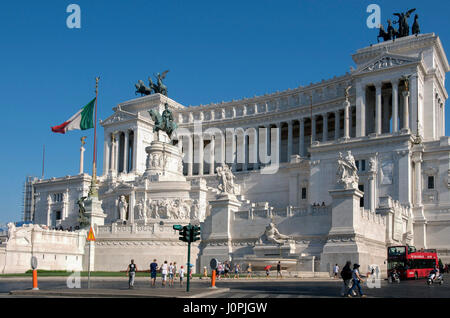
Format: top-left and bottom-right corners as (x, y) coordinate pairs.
(387, 245), (438, 279)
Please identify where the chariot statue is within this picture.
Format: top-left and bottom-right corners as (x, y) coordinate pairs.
(377, 8), (419, 42)
(135, 70), (169, 96)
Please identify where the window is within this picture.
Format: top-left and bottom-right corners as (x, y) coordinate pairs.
(301, 188), (307, 200)
(53, 193), (63, 202)
(361, 160), (366, 171)
(428, 176), (435, 189)
(358, 184), (364, 207)
(355, 160), (366, 172)
(55, 211), (62, 220)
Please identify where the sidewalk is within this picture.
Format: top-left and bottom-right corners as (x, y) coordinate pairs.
(9, 287), (229, 298)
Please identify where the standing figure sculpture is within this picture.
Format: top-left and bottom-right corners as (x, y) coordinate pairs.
(216, 164), (236, 195)
(148, 103), (178, 140)
(412, 14), (420, 35)
(118, 195), (128, 222)
(77, 196), (89, 228)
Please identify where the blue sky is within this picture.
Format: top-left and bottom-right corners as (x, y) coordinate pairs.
(0, 0), (449, 224)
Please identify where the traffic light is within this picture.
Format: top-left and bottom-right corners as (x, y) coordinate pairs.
(191, 225), (201, 242)
(174, 224), (189, 242)
(184, 225), (191, 242)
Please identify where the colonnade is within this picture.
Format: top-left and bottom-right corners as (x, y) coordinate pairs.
(104, 129), (136, 175)
(178, 104), (356, 176)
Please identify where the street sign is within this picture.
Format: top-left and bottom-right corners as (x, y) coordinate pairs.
(87, 226), (96, 241)
(210, 258), (218, 270)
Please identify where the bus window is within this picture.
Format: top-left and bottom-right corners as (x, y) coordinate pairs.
(388, 246), (406, 256)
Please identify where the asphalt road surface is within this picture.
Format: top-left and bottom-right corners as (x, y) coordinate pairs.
(0, 275), (449, 298)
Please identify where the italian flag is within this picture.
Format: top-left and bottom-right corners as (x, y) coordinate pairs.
(51, 98), (96, 134)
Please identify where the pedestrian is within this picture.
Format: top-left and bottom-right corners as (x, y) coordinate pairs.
(168, 262), (175, 287)
(347, 264), (366, 298)
(266, 266), (270, 278)
(203, 266), (208, 279)
(340, 261), (353, 296)
(179, 265), (185, 286)
(150, 259), (158, 287)
(233, 263), (240, 279)
(217, 263), (223, 280)
(277, 261), (282, 279)
(224, 261), (230, 278)
(333, 263), (340, 278)
(126, 259), (137, 289)
(161, 260), (168, 287)
(173, 262), (178, 279)
(246, 263), (252, 278)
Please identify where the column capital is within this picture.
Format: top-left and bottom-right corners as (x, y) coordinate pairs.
(402, 90), (410, 97)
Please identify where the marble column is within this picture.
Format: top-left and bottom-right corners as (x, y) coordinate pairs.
(103, 139), (110, 176)
(198, 134), (204, 176)
(344, 100), (350, 139)
(356, 83), (366, 137)
(402, 91), (410, 130)
(322, 114), (328, 142)
(114, 132), (120, 173)
(187, 134), (193, 176)
(242, 130), (248, 171)
(334, 110), (340, 140)
(382, 93), (390, 134)
(253, 127), (259, 169)
(109, 134), (115, 174)
(287, 120), (293, 160)
(349, 107), (353, 138)
(79, 145), (85, 175)
(413, 152), (423, 207)
(123, 131), (129, 173)
(132, 128), (138, 172)
(375, 83), (382, 135)
(392, 80), (399, 132)
(299, 118), (305, 157)
(209, 136), (215, 175)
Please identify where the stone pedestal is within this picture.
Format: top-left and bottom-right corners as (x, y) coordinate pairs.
(253, 241), (296, 258)
(320, 187), (363, 272)
(199, 194), (241, 268)
(84, 196), (107, 227)
(144, 141), (185, 182)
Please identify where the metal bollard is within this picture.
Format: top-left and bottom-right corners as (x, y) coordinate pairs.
(211, 269), (217, 288)
(32, 269), (39, 290)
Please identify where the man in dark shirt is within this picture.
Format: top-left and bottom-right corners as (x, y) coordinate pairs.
(126, 259), (137, 289)
(150, 259), (158, 287)
(277, 261), (282, 279)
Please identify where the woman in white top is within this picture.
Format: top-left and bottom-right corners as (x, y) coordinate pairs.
(161, 261), (168, 287)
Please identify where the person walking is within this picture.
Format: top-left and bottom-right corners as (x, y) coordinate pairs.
(277, 261), (282, 279)
(203, 266), (208, 279)
(179, 265), (185, 286)
(340, 261), (353, 296)
(347, 264), (366, 298)
(173, 262), (178, 279)
(246, 263), (252, 278)
(333, 264), (340, 279)
(126, 259), (137, 289)
(168, 262), (175, 287)
(224, 261), (230, 278)
(217, 262), (223, 280)
(233, 263), (240, 279)
(161, 260), (169, 287)
(150, 259), (158, 287)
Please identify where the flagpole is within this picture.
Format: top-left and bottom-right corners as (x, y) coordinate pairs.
(89, 77), (100, 197)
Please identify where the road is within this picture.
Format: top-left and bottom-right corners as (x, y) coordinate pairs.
(0, 275), (449, 298)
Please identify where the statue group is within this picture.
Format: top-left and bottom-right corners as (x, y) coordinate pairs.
(378, 8), (420, 42)
(135, 70), (169, 96)
(336, 151), (359, 189)
(216, 164), (237, 195)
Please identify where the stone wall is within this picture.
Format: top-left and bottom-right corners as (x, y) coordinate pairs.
(1, 225), (86, 274)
